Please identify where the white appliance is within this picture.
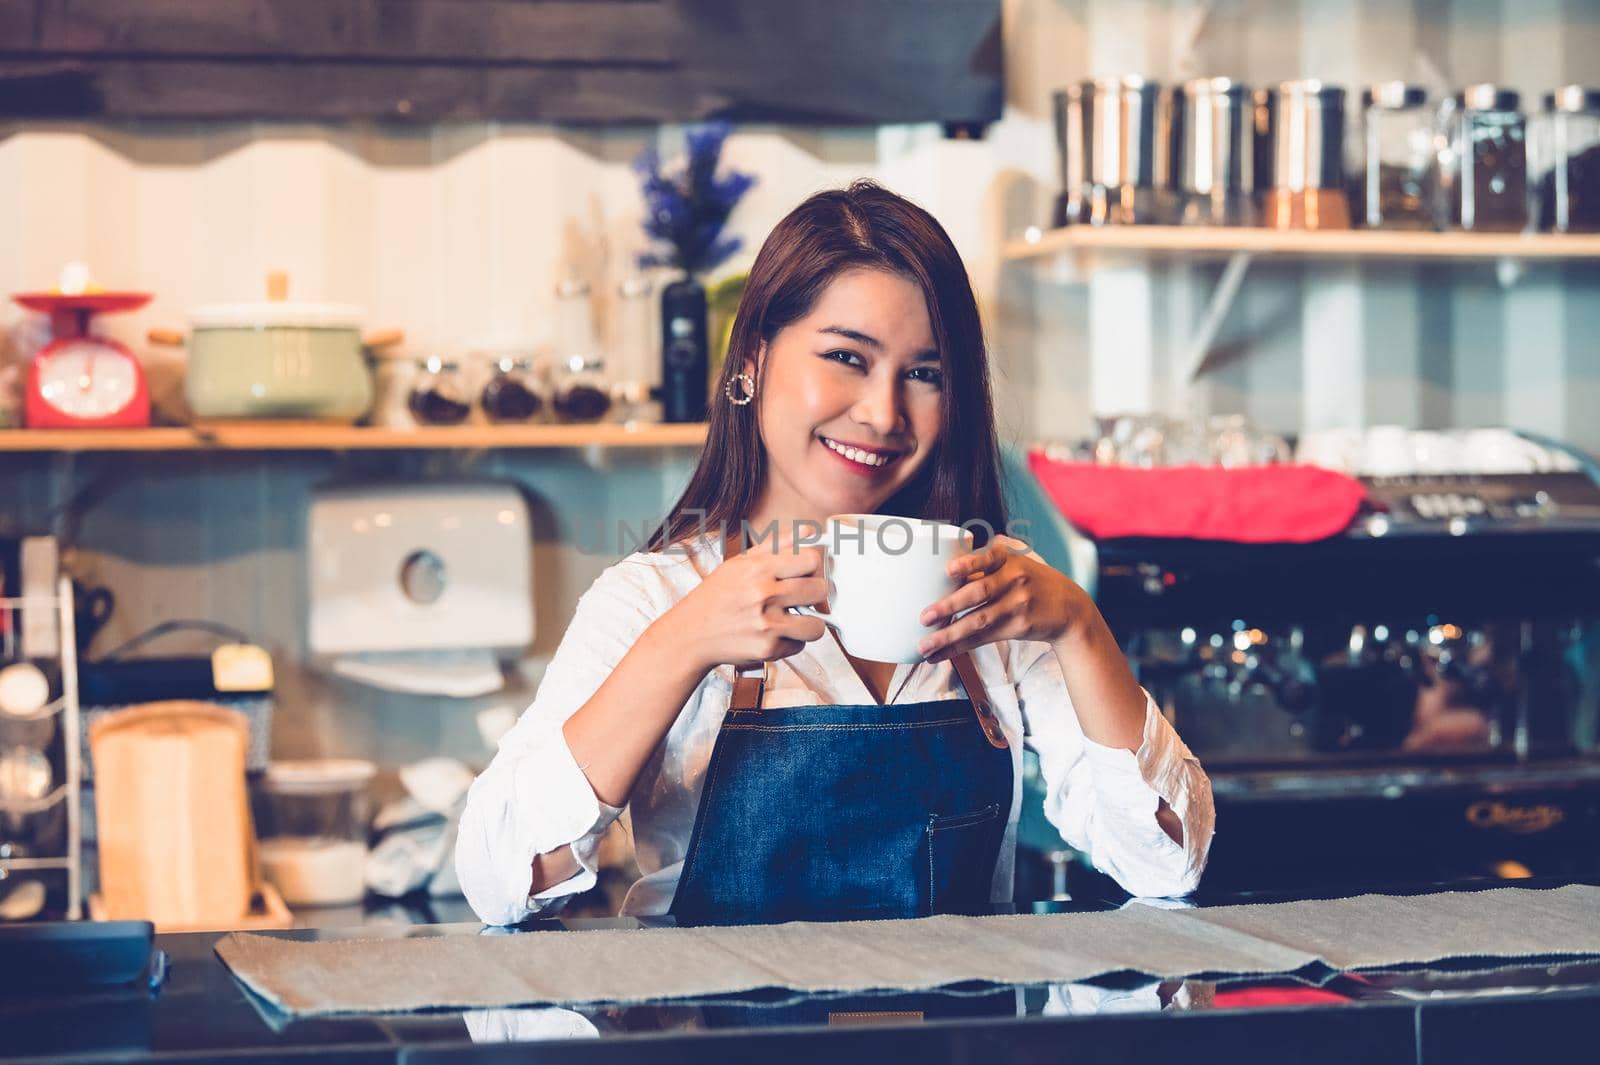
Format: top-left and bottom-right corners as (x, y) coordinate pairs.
(307, 483), (533, 696)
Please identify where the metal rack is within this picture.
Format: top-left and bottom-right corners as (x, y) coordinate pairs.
(0, 575), (82, 919)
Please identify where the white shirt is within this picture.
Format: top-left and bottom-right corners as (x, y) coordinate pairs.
(455, 537), (1216, 927)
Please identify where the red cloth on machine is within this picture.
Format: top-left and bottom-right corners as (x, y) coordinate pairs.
(1026, 452), (1368, 543)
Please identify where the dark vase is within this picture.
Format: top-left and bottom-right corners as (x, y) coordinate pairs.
(660, 275), (709, 423)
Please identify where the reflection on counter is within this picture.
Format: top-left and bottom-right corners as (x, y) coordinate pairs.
(456, 953), (1600, 1046)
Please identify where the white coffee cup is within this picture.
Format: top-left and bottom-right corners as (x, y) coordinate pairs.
(789, 514), (975, 663)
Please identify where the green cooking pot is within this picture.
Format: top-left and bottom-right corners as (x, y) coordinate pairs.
(180, 301), (375, 421)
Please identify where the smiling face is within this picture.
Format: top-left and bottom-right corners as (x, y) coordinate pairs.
(746, 267), (944, 531)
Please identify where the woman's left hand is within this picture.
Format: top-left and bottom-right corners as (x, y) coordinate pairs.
(916, 536), (1087, 662)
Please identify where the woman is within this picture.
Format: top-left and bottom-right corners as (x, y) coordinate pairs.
(456, 181), (1213, 926)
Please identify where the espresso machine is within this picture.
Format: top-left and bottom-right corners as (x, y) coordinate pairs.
(1005, 444), (1600, 896)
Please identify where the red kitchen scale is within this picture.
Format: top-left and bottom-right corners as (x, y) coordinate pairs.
(11, 290), (152, 428)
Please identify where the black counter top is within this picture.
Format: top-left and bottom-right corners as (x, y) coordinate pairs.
(4, 878), (1599, 1065)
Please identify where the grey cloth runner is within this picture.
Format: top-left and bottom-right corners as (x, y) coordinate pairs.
(215, 884), (1600, 1016)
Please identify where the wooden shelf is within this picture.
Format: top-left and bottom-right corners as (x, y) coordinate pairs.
(0, 421), (709, 453)
(1004, 225), (1600, 263)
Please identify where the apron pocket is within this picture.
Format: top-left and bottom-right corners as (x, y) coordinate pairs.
(921, 804), (1003, 917)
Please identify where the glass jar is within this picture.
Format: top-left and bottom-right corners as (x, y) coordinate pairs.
(479, 356), (545, 423)
(255, 759), (374, 907)
(1439, 84), (1528, 232)
(609, 276), (657, 422)
(551, 279), (612, 422)
(1537, 85), (1600, 233)
(551, 357), (613, 422)
(407, 356), (473, 425)
(367, 349), (417, 429)
(1357, 82), (1435, 229)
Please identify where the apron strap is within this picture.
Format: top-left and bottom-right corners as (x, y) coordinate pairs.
(731, 663), (767, 711)
(949, 651), (1008, 750)
(723, 522), (770, 713)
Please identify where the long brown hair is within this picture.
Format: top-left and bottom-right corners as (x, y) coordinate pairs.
(647, 180), (1007, 550)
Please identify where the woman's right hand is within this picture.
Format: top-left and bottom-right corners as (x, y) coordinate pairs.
(666, 538), (830, 672)
(557, 534), (829, 816)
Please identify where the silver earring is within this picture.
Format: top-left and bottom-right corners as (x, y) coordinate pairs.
(724, 372), (756, 406)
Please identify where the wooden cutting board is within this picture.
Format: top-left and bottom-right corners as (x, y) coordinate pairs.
(89, 701), (255, 928)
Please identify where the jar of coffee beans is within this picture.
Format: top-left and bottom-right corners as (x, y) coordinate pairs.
(480, 356), (545, 423)
(407, 356), (473, 425)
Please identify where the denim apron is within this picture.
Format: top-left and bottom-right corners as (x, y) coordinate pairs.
(668, 645), (1014, 926)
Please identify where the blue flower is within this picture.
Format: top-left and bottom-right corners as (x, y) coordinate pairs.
(634, 121), (756, 277)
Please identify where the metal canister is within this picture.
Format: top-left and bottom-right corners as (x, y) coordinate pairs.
(1252, 87), (1276, 200)
(1177, 77), (1256, 225)
(1052, 84), (1085, 226)
(1063, 76), (1178, 225)
(1266, 80), (1351, 229)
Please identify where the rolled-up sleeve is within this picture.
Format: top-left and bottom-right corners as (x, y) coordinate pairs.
(1016, 641), (1215, 898)
(455, 561), (664, 925)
